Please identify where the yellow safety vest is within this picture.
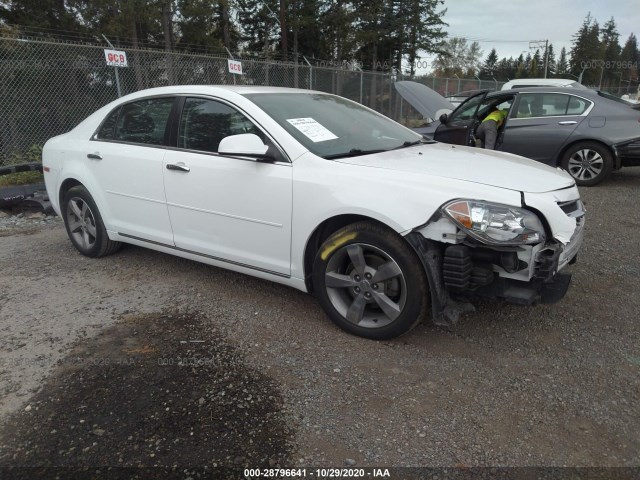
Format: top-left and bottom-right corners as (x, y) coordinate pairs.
(482, 110), (507, 127)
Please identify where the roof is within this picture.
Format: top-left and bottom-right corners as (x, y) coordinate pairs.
(115, 85), (323, 103)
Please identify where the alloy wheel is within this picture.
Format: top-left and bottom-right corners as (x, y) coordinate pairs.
(324, 243), (407, 329)
(66, 197), (98, 250)
(567, 148), (604, 182)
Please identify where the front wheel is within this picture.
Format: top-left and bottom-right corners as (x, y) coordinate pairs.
(561, 142), (613, 186)
(312, 222), (429, 340)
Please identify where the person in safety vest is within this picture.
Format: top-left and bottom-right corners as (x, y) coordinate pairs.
(475, 108), (508, 150)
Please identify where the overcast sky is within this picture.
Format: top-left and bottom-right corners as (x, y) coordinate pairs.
(420, 0), (640, 73)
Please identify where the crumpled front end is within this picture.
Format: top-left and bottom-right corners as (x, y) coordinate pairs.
(407, 184), (585, 327)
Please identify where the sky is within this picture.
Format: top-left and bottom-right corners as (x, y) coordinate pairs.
(419, 0), (640, 74)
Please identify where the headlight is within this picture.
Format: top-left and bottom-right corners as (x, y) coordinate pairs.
(442, 200), (546, 245)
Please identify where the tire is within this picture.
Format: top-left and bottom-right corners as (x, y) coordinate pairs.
(561, 142), (613, 186)
(312, 221), (429, 340)
(62, 185), (121, 258)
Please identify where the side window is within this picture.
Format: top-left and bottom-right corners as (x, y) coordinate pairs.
(178, 98), (262, 153)
(114, 97), (174, 145)
(517, 93), (571, 117)
(566, 96), (592, 115)
(96, 107), (120, 140)
(449, 94), (486, 124)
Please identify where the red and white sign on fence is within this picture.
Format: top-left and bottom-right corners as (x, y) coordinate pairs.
(104, 49), (128, 67)
(228, 59), (243, 75)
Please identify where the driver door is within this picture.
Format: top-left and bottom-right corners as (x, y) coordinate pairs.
(433, 91), (490, 146)
(162, 97), (293, 276)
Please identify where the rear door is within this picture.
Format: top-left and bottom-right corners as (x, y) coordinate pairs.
(89, 96), (176, 245)
(500, 92), (591, 165)
(434, 91), (489, 146)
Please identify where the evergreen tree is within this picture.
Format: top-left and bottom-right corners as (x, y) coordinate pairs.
(600, 17), (621, 88)
(236, 0), (280, 55)
(570, 13), (601, 85)
(529, 49), (541, 77)
(619, 33), (639, 93)
(546, 43), (556, 77)
(0, 0), (83, 33)
(479, 48), (498, 78)
(556, 47), (569, 76)
(176, 0), (239, 52)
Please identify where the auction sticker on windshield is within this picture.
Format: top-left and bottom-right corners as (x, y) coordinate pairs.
(286, 118), (338, 142)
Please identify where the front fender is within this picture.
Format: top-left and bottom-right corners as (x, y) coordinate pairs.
(290, 152), (522, 280)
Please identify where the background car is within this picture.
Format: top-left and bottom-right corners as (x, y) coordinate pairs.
(396, 81), (640, 186)
(500, 78), (587, 90)
(43, 85), (584, 340)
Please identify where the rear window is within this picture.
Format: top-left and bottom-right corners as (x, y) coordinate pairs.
(516, 93), (591, 117)
(113, 97), (174, 145)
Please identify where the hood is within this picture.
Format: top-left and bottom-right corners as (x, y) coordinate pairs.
(395, 81), (454, 120)
(336, 142), (575, 193)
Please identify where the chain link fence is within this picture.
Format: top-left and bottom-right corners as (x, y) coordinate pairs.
(11, 33), (636, 167)
(1, 34), (416, 165)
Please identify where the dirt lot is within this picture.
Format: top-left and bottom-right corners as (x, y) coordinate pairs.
(0, 170), (639, 473)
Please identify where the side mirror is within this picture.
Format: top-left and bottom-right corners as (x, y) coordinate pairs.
(439, 113), (448, 125)
(218, 133), (270, 159)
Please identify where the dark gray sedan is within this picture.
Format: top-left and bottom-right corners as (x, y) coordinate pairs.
(396, 82), (640, 186)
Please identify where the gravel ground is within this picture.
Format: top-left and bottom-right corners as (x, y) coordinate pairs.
(0, 170), (639, 471)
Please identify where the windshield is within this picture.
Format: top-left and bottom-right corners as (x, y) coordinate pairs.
(244, 93), (423, 158)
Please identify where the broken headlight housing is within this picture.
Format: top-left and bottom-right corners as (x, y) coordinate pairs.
(442, 200), (546, 245)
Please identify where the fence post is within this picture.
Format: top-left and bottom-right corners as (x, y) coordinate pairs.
(303, 56), (312, 90)
(101, 35), (122, 97)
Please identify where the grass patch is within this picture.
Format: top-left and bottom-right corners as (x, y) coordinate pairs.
(0, 171), (44, 187)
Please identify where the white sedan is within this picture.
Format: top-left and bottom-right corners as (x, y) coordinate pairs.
(43, 86), (585, 339)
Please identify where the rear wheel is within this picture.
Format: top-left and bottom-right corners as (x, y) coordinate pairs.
(561, 142), (613, 186)
(62, 186), (121, 258)
(312, 222), (428, 340)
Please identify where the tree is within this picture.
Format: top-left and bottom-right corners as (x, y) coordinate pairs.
(529, 49), (541, 77)
(236, 0), (280, 55)
(431, 37), (480, 77)
(546, 43), (556, 77)
(400, 0), (447, 76)
(556, 47), (569, 76)
(600, 17), (621, 88)
(570, 13), (601, 85)
(619, 33), (639, 89)
(176, 0), (240, 52)
(0, 0), (84, 33)
(479, 48), (498, 79)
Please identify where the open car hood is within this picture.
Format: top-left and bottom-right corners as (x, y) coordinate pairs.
(394, 81), (455, 120)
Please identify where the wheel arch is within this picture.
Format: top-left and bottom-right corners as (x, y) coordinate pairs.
(58, 177), (85, 210)
(303, 214), (402, 293)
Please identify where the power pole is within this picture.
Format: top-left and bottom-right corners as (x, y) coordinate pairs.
(529, 40), (549, 78)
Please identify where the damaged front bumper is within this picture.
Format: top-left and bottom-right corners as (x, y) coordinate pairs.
(406, 194), (585, 328)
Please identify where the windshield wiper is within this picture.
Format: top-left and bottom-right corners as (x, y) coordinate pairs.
(324, 139), (433, 159)
(392, 139), (434, 150)
(323, 148), (388, 159)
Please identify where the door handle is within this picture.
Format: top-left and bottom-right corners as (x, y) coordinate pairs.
(166, 162), (190, 172)
(558, 121), (577, 125)
(87, 153), (102, 160)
